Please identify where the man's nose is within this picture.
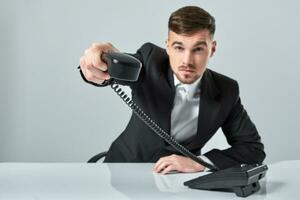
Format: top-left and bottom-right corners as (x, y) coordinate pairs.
(182, 51), (193, 66)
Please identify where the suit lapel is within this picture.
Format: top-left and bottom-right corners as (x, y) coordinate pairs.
(155, 65), (175, 134)
(166, 62), (175, 90)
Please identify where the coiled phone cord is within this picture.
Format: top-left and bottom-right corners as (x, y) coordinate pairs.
(110, 81), (219, 171)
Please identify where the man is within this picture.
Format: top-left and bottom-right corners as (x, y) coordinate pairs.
(79, 6), (265, 174)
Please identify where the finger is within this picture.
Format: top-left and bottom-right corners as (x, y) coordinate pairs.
(83, 42), (119, 71)
(93, 52), (108, 71)
(80, 52), (110, 79)
(84, 70), (107, 84)
(84, 47), (106, 71)
(155, 163), (169, 173)
(87, 66), (110, 80)
(155, 161), (172, 173)
(79, 56), (86, 69)
(153, 155), (175, 171)
(80, 58), (90, 78)
(161, 165), (177, 175)
(89, 67), (110, 80)
(84, 67), (110, 84)
(92, 42), (102, 48)
(85, 52), (107, 71)
(154, 157), (168, 171)
(154, 160), (162, 171)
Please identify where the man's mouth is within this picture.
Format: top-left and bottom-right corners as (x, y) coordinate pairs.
(179, 65), (195, 72)
(179, 67), (195, 73)
(180, 68), (194, 72)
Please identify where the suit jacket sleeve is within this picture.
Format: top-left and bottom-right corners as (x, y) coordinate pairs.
(204, 82), (266, 170)
(78, 43), (154, 88)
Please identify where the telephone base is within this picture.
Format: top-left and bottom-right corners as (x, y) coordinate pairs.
(184, 164), (267, 197)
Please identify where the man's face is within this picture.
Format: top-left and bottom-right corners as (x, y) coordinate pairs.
(166, 30), (216, 84)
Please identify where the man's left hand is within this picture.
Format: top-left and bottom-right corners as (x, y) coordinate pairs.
(153, 154), (205, 174)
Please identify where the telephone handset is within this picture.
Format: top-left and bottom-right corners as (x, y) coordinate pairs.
(101, 52), (268, 197)
(102, 52), (142, 82)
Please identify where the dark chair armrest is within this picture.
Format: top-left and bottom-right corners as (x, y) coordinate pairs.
(87, 151), (108, 163)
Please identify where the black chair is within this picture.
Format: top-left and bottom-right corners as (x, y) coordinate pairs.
(87, 151), (107, 163)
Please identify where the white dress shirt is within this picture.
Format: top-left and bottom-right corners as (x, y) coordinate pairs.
(171, 74), (215, 169)
(171, 75), (202, 142)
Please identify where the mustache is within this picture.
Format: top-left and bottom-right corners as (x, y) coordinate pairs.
(178, 64), (196, 70)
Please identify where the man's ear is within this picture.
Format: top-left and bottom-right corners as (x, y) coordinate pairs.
(210, 40), (217, 57)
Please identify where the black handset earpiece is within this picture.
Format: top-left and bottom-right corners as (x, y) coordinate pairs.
(101, 52), (142, 82)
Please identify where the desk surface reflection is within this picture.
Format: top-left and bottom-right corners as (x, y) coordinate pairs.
(0, 160), (299, 200)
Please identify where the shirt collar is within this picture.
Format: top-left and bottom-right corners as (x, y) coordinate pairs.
(173, 74), (202, 99)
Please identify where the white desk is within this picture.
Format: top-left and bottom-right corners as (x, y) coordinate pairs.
(0, 160), (299, 200)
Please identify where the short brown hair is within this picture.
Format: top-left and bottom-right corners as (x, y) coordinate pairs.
(168, 6), (215, 37)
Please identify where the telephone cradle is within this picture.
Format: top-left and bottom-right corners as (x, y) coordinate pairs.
(184, 164), (268, 197)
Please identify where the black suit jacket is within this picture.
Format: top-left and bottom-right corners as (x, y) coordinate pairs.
(82, 43), (265, 170)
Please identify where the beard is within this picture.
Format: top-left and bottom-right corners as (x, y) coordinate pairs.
(174, 66), (203, 84)
(174, 72), (197, 84)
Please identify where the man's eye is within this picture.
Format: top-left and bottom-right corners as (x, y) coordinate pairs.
(193, 47), (204, 52)
(174, 46), (184, 51)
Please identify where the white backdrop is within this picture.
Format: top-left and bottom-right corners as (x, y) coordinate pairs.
(1, 0), (299, 164)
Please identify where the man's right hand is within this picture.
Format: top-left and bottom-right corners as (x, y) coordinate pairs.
(79, 42), (120, 85)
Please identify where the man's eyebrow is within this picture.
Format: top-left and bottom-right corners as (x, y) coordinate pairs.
(171, 41), (183, 46)
(171, 41), (208, 47)
(193, 41), (207, 47)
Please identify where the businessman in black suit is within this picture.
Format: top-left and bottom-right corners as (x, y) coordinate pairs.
(79, 6), (265, 174)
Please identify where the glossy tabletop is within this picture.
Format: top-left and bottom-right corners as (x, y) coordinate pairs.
(0, 160), (299, 200)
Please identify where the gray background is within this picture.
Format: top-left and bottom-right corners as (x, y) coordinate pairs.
(1, 0), (299, 163)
